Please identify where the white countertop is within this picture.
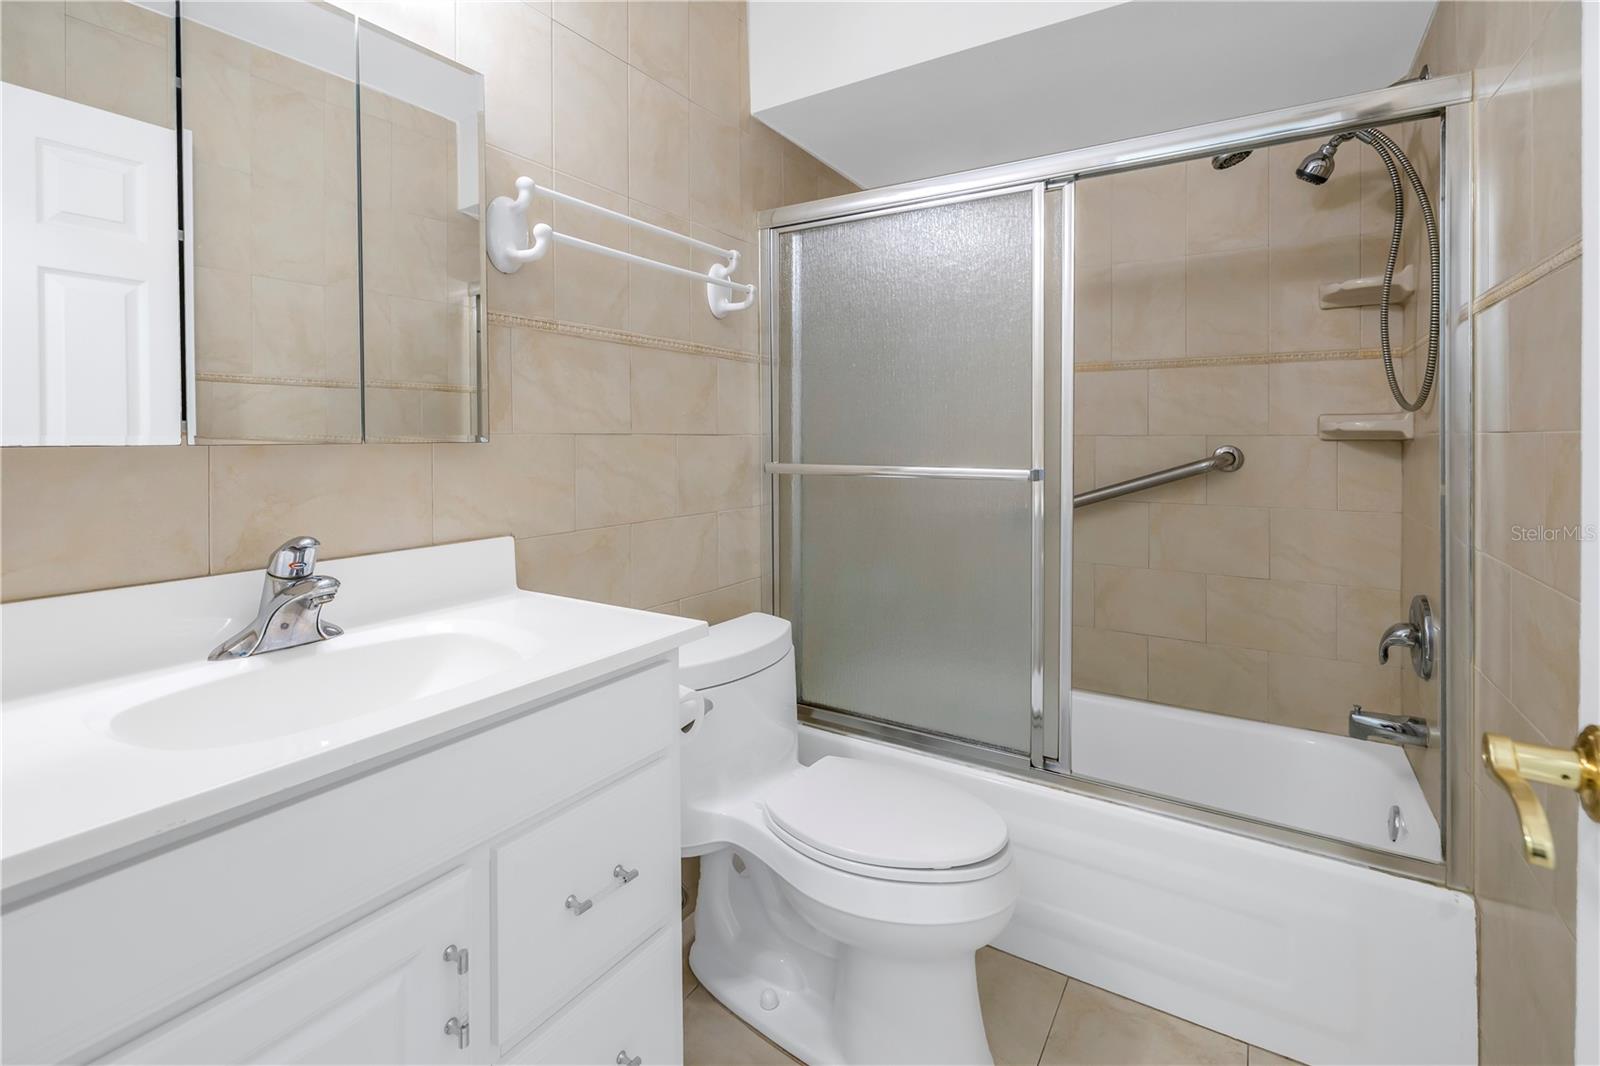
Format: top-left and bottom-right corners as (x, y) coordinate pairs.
(1, 538), (706, 899)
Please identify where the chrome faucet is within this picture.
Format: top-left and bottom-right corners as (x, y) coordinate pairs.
(209, 537), (343, 660)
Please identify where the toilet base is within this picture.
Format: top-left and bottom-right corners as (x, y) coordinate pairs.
(688, 848), (1001, 1065)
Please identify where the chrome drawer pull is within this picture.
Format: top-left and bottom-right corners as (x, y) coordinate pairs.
(616, 1052), (641, 1066)
(613, 863), (639, 884)
(565, 893), (594, 916)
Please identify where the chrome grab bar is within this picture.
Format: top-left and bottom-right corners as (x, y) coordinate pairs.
(1072, 445), (1244, 509)
(765, 463), (1041, 482)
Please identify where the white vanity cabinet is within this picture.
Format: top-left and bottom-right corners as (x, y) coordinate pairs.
(3, 660), (686, 1065)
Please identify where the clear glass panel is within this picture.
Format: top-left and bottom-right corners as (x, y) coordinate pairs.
(775, 189), (1039, 753)
(358, 23), (485, 442)
(779, 190), (1036, 468)
(783, 477), (1034, 751)
(182, 2), (364, 443)
(1064, 117), (1447, 862)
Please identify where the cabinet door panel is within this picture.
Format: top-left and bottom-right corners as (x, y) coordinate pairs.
(107, 869), (472, 1065)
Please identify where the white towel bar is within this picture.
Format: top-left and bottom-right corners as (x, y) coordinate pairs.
(486, 177), (754, 318)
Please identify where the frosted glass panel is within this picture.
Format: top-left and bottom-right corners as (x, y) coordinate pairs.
(784, 477), (1034, 752)
(778, 191), (1035, 468)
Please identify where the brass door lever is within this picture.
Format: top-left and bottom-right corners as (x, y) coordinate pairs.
(1481, 726), (1600, 868)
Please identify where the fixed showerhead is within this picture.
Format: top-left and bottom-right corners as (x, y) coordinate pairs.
(1295, 140), (1341, 185)
(1211, 151), (1252, 170)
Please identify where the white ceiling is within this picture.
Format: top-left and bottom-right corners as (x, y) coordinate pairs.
(750, 1), (1438, 189)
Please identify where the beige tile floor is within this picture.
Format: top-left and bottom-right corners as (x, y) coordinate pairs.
(683, 945), (1305, 1066)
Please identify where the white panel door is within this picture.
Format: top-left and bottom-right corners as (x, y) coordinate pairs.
(2, 83), (182, 445)
(106, 869), (474, 1065)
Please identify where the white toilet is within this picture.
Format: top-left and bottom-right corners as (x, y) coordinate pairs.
(678, 613), (1019, 1065)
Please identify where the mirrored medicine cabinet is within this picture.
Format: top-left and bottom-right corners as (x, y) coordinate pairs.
(0, 0), (486, 446)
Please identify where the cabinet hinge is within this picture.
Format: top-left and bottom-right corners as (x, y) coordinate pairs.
(442, 943), (469, 975)
(444, 1016), (470, 1050)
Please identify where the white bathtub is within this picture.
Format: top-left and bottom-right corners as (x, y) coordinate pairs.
(798, 725), (1476, 1065)
(1068, 690), (1443, 861)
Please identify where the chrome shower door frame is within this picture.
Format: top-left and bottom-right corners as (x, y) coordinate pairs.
(760, 73), (1474, 887)
(763, 183), (1050, 767)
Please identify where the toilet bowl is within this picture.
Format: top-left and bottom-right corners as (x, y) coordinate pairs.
(679, 614), (1019, 1065)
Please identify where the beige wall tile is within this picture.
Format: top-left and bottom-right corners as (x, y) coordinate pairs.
(1475, 551), (1513, 692)
(1148, 365), (1268, 435)
(1508, 568), (1580, 744)
(629, 512), (716, 606)
(1506, 259), (1581, 432)
(1093, 565), (1205, 641)
(1110, 258), (1185, 361)
(679, 579), (759, 624)
(1070, 626), (1148, 700)
(690, 104), (743, 240)
(717, 507), (760, 585)
(1110, 165), (1186, 264)
(1204, 435), (1336, 510)
(1072, 501), (1148, 568)
(1267, 360), (1394, 435)
(1185, 249), (1268, 357)
(1270, 509), (1401, 589)
(511, 329), (631, 433)
(208, 444), (432, 572)
(716, 360), (759, 434)
(1335, 441), (1402, 512)
(627, 68), (689, 215)
(1073, 370), (1147, 436)
(627, 0), (687, 96)
(1, 446), (208, 601)
(550, 172), (630, 326)
(575, 434), (677, 525)
(1269, 653), (1401, 732)
(1266, 241), (1361, 353)
(1526, 2), (1580, 267)
(515, 525), (629, 605)
(2, 1), (67, 98)
(631, 348), (716, 433)
(433, 434), (574, 542)
(62, 11), (171, 127)
(625, 201), (694, 341)
(552, 23), (627, 192)
(1337, 585), (1401, 665)
(678, 434), (759, 512)
(1205, 576), (1336, 657)
(1267, 138), (1361, 246)
(687, 0), (739, 120)
(1185, 152), (1268, 254)
(458, 3), (554, 166)
(1147, 637), (1272, 723)
(552, 0), (626, 58)
(1149, 504), (1269, 579)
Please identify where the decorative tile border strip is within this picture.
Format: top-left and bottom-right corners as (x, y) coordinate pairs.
(487, 311), (762, 364)
(1076, 347), (1382, 373)
(198, 374), (475, 393)
(1472, 239), (1582, 315)
(196, 372), (359, 389)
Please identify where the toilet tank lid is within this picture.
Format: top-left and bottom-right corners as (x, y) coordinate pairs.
(679, 613), (792, 689)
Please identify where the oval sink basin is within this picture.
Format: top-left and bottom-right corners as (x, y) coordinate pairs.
(110, 630), (533, 750)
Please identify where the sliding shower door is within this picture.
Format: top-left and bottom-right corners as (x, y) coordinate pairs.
(772, 187), (1045, 758)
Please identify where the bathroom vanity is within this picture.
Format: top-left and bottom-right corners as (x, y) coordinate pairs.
(1, 538), (704, 1064)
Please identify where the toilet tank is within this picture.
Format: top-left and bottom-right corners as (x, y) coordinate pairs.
(679, 614), (798, 811)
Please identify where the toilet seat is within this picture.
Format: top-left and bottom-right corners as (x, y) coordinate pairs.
(760, 756), (1010, 884)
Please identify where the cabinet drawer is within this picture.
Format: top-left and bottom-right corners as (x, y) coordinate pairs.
(494, 757), (678, 1044)
(503, 929), (682, 1066)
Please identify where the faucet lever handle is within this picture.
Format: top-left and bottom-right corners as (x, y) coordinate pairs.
(266, 536), (321, 579)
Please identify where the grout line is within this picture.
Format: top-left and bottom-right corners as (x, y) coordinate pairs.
(1037, 977), (1071, 1066)
(490, 311), (762, 364)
